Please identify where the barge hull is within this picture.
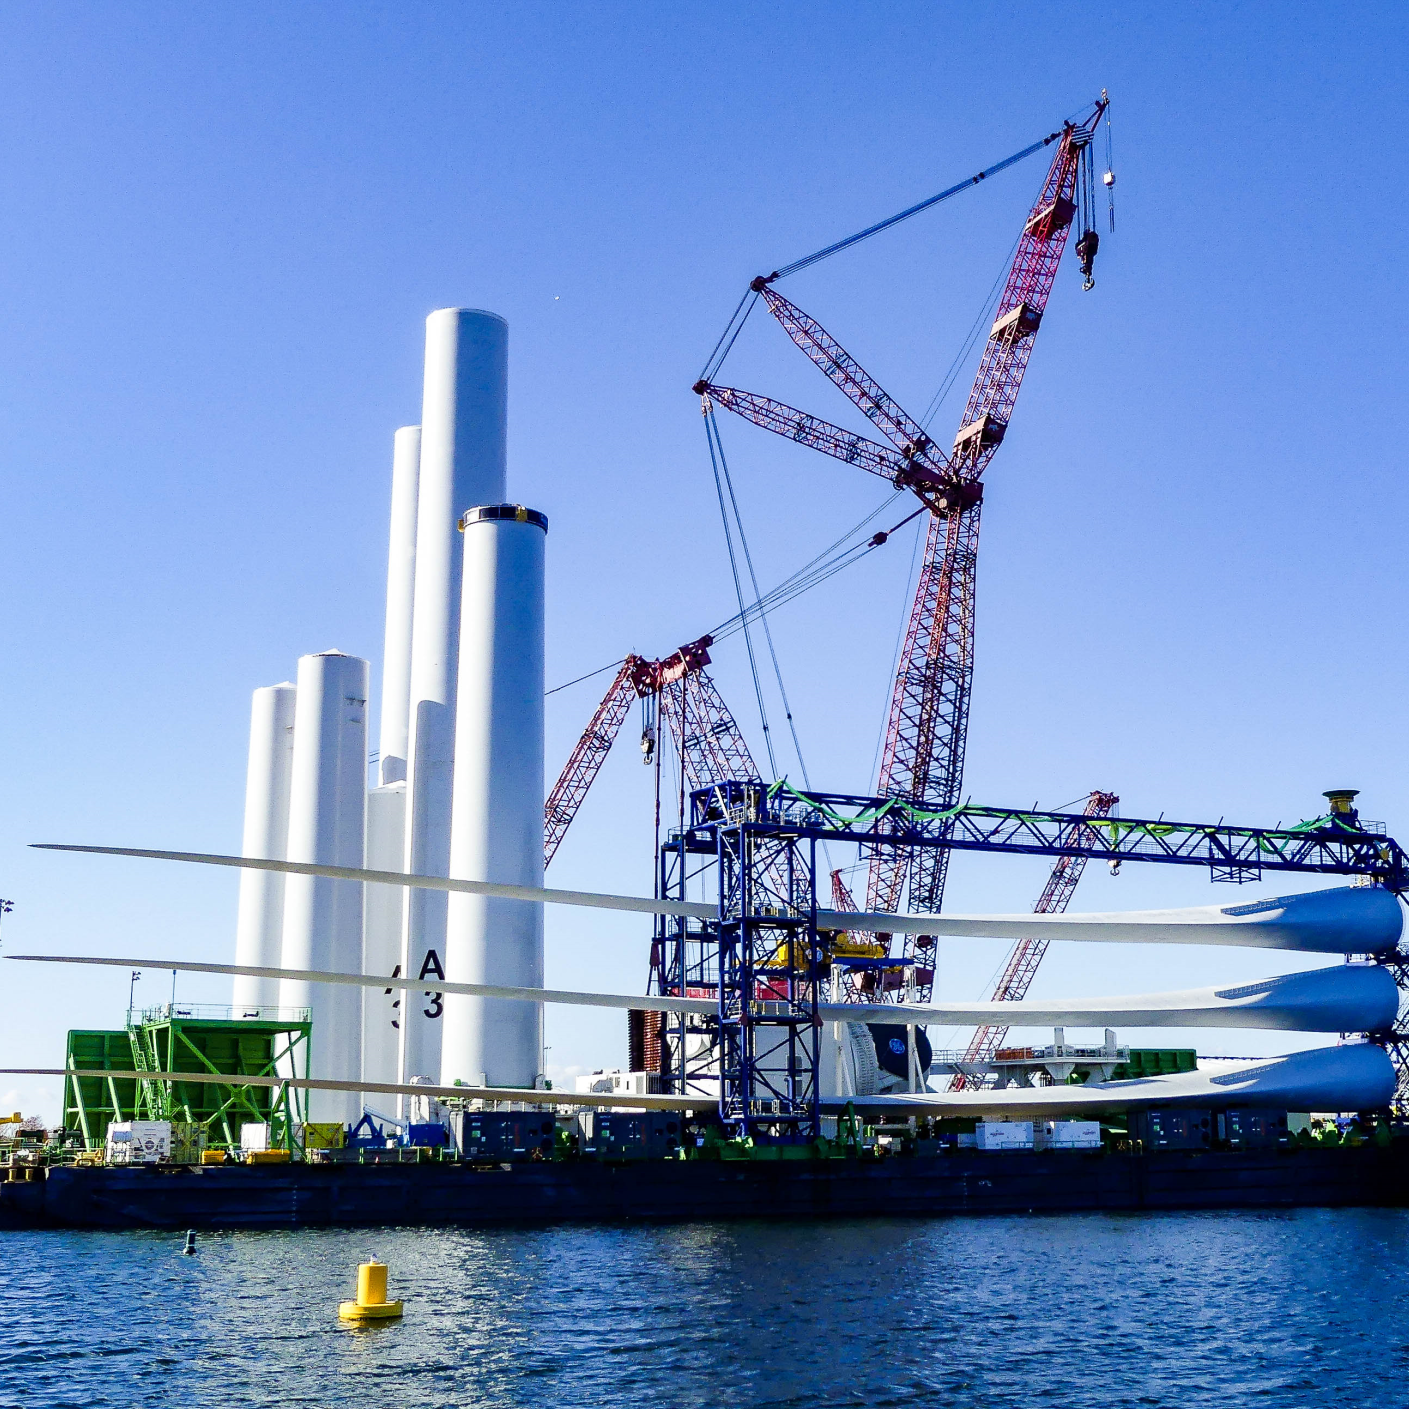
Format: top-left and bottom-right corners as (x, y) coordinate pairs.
(5, 1146), (1408, 1229)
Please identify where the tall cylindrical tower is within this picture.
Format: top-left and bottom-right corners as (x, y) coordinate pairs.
(279, 650), (369, 1124)
(399, 309), (508, 1087)
(361, 423), (422, 1098)
(378, 424), (421, 786)
(361, 779), (405, 1093)
(442, 505), (546, 1089)
(232, 682), (297, 1013)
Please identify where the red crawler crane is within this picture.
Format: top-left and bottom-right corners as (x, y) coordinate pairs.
(698, 101), (1108, 1003)
(949, 790), (1118, 1090)
(544, 635), (761, 867)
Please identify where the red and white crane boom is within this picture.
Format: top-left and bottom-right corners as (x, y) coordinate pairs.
(949, 789), (1118, 1089)
(697, 102), (1108, 1002)
(543, 636), (762, 867)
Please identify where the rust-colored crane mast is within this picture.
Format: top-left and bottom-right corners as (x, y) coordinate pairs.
(949, 789), (1118, 1089)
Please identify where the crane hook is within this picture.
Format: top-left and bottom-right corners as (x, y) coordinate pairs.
(1075, 228), (1100, 291)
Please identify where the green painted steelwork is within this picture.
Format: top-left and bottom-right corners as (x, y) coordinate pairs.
(64, 1004), (312, 1151)
(63, 1031), (138, 1147)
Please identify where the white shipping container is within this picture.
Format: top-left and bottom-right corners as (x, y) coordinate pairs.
(240, 1122), (271, 1152)
(1048, 1120), (1102, 1149)
(105, 1120), (171, 1164)
(974, 1121), (1034, 1150)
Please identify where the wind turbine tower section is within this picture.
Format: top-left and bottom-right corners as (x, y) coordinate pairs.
(442, 504), (548, 1089)
(399, 309), (508, 1087)
(277, 650), (369, 1124)
(232, 681), (297, 1013)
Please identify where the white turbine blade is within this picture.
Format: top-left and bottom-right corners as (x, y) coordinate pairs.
(32, 845), (1402, 953)
(838, 885), (1403, 953)
(12, 954), (1394, 1034)
(8, 1066), (700, 1112)
(846, 1043), (1396, 1116)
(868, 963), (1399, 1033)
(31, 843), (715, 920)
(4, 955), (718, 1017)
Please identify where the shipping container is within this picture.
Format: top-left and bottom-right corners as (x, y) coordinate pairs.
(405, 1122), (449, 1147)
(1043, 1120), (1102, 1149)
(105, 1120), (171, 1164)
(1218, 1108), (1288, 1148)
(239, 1122), (271, 1152)
(1127, 1108), (1212, 1150)
(1111, 1049), (1198, 1080)
(580, 1111), (683, 1159)
(451, 1110), (556, 1161)
(974, 1121), (1034, 1151)
(169, 1121), (207, 1164)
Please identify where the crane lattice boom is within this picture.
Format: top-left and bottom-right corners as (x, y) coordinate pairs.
(544, 635), (763, 868)
(867, 106), (1106, 1002)
(949, 789), (1118, 1089)
(694, 101), (1107, 1004)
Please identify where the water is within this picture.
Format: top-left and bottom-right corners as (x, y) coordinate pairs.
(3, 1210), (1409, 1407)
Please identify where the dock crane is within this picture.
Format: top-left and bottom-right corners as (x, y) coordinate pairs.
(695, 98), (1110, 1003)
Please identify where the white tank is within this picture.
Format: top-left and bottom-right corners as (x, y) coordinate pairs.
(399, 309), (508, 1089)
(377, 425), (421, 786)
(232, 683), (297, 1014)
(441, 505), (546, 1088)
(279, 651), (369, 1123)
(361, 780), (406, 1091)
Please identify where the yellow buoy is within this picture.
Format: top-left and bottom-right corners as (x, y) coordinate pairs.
(338, 1259), (404, 1321)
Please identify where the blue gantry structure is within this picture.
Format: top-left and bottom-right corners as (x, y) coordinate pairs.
(650, 781), (1409, 1143)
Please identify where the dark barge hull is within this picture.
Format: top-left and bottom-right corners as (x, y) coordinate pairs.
(5, 1146), (1408, 1230)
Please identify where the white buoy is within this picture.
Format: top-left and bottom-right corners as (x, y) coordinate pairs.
(442, 506), (547, 1088)
(280, 651), (369, 1124)
(399, 309), (508, 1093)
(377, 425), (421, 787)
(232, 683), (297, 1014)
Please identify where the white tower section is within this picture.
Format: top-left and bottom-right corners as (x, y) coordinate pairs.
(363, 781), (406, 1091)
(362, 425), (421, 1094)
(399, 309), (508, 1086)
(378, 424), (421, 786)
(232, 682), (297, 1014)
(442, 505), (547, 1088)
(279, 650), (369, 1124)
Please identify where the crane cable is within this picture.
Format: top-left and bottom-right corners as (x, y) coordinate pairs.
(704, 402), (778, 777)
(707, 406), (815, 789)
(700, 124), (1064, 387)
(765, 131), (1062, 282)
(545, 481), (925, 699)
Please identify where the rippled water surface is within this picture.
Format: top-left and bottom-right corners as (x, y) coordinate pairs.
(4, 1210), (1409, 1407)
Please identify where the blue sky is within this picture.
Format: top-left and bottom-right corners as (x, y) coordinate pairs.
(2, 4), (1407, 1117)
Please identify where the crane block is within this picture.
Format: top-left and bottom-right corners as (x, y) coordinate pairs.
(1023, 195), (1076, 241)
(952, 412), (1007, 454)
(630, 636), (714, 695)
(989, 301), (1043, 342)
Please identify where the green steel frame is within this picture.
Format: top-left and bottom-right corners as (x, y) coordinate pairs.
(65, 1005), (312, 1150)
